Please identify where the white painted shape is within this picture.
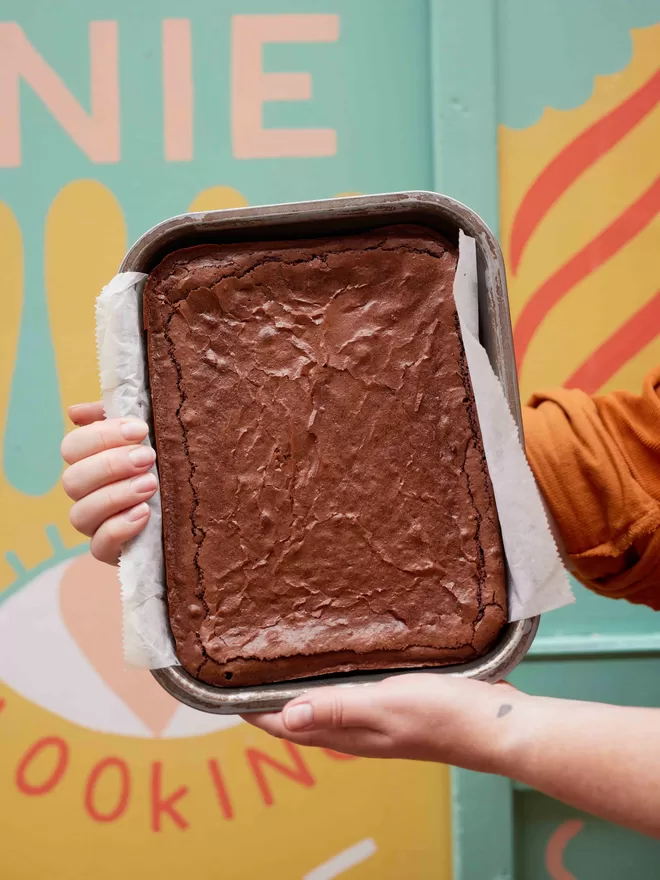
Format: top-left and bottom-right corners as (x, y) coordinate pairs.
(162, 704), (242, 738)
(0, 560), (149, 736)
(303, 839), (378, 880)
(0, 559), (243, 739)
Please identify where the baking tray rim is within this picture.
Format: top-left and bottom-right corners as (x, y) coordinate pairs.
(121, 190), (539, 714)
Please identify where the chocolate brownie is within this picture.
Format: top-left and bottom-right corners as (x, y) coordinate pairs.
(143, 226), (506, 687)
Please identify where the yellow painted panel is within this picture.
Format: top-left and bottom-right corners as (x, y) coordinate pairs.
(45, 180), (127, 414)
(189, 186), (249, 212)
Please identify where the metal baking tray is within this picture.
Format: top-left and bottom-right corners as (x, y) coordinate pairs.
(120, 191), (539, 714)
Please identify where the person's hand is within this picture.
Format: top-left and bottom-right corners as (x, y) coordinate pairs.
(243, 673), (523, 770)
(61, 401), (156, 565)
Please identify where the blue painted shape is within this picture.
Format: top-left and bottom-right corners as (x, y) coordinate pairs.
(5, 552), (26, 578)
(497, 0), (660, 129)
(45, 523), (66, 554)
(0, 539), (88, 609)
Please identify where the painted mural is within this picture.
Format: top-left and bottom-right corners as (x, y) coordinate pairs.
(0, 5), (450, 878)
(499, 20), (660, 880)
(501, 24), (660, 402)
(1, 1), (659, 877)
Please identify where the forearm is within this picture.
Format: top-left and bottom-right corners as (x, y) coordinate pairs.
(247, 674), (660, 838)
(489, 692), (660, 838)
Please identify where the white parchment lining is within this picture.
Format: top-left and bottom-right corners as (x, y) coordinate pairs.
(96, 235), (573, 669)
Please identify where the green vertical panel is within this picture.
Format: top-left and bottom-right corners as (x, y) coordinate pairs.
(430, 4), (513, 877)
(452, 769), (515, 880)
(496, 1), (660, 874)
(441, 1), (660, 876)
(429, 0), (499, 233)
(0, 3), (449, 878)
(511, 653), (660, 878)
(514, 793), (660, 880)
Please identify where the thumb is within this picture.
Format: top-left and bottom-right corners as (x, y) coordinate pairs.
(282, 685), (384, 733)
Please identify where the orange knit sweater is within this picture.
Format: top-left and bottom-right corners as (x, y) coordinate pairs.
(523, 367), (660, 610)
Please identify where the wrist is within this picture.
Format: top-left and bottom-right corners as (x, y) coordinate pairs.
(413, 679), (532, 774)
(481, 689), (548, 782)
(466, 685), (535, 776)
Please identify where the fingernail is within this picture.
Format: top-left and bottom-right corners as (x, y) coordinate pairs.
(132, 473), (157, 493)
(120, 420), (148, 442)
(126, 502), (150, 522)
(129, 446), (156, 468)
(284, 703), (314, 731)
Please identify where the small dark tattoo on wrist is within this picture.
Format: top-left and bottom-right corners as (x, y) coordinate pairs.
(497, 704), (513, 718)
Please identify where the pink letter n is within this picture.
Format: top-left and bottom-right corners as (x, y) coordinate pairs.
(0, 21), (119, 167)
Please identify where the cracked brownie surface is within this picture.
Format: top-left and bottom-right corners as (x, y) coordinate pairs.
(144, 225), (506, 687)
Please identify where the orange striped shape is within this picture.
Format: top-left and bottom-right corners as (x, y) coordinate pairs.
(545, 820), (584, 880)
(565, 289), (660, 393)
(513, 175), (660, 371)
(509, 69), (660, 274)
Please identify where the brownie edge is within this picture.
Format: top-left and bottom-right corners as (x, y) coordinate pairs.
(144, 225), (507, 687)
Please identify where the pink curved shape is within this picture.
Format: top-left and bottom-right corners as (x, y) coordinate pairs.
(231, 14), (339, 159)
(163, 20), (193, 162)
(545, 819), (584, 880)
(59, 554), (178, 736)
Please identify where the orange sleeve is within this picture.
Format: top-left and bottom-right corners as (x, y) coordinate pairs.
(523, 366), (660, 610)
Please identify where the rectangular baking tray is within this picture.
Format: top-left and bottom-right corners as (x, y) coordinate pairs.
(120, 191), (539, 714)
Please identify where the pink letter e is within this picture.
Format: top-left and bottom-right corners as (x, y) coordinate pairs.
(231, 14), (339, 160)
